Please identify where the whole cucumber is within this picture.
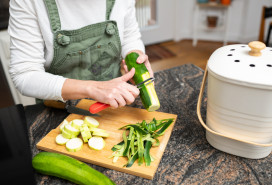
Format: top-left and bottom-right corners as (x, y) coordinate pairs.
(32, 152), (115, 185)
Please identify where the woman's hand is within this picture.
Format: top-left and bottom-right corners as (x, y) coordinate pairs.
(89, 68), (139, 108)
(122, 50), (154, 80)
(62, 51), (152, 108)
(61, 68), (140, 109)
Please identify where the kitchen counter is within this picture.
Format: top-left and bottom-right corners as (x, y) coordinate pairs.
(25, 64), (272, 185)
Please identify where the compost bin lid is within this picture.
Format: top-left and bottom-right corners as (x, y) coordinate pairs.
(207, 41), (272, 89)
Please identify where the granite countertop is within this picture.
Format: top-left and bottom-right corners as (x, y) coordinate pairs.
(25, 64), (272, 185)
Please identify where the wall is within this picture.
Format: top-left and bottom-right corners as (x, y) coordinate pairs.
(240, 0), (272, 43)
(174, 0), (272, 44)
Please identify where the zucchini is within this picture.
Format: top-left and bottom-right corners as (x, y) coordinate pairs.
(125, 52), (160, 112)
(55, 134), (70, 145)
(59, 119), (69, 133)
(32, 152), (115, 185)
(66, 138), (83, 152)
(80, 124), (92, 142)
(71, 119), (84, 130)
(64, 124), (80, 136)
(61, 129), (78, 139)
(90, 127), (109, 137)
(88, 137), (105, 150)
(84, 116), (99, 128)
(92, 131), (109, 138)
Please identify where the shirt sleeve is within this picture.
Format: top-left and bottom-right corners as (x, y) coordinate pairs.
(121, 0), (145, 58)
(8, 0), (66, 101)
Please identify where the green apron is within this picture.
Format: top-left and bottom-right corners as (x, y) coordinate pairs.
(38, 0), (122, 104)
(44, 0), (122, 81)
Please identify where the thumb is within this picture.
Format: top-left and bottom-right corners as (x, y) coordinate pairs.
(121, 67), (135, 82)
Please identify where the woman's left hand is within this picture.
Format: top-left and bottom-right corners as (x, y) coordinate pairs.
(122, 50), (154, 82)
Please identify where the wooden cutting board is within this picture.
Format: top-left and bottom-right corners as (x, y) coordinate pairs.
(37, 99), (177, 179)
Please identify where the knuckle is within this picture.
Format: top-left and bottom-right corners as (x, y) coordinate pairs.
(120, 83), (127, 90)
(135, 88), (140, 95)
(106, 93), (114, 101)
(127, 98), (135, 105)
(110, 102), (118, 108)
(120, 101), (126, 107)
(145, 55), (148, 60)
(112, 88), (118, 94)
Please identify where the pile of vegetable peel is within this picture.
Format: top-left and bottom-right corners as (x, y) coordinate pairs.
(110, 118), (174, 167)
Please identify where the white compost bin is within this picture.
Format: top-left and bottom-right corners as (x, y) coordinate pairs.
(197, 41), (272, 159)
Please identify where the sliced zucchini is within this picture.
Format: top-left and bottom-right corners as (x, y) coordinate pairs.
(92, 131), (109, 138)
(80, 124), (92, 142)
(89, 127), (107, 133)
(61, 129), (77, 139)
(66, 138), (83, 152)
(59, 119), (69, 133)
(90, 128), (109, 137)
(55, 134), (70, 145)
(71, 119), (84, 130)
(88, 137), (105, 150)
(84, 116), (99, 128)
(64, 124), (80, 136)
(125, 52), (160, 111)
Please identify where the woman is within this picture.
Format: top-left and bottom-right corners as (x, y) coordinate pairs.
(8, 0), (153, 108)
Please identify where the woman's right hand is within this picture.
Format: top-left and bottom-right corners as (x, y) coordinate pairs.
(89, 68), (139, 108)
(61, 68), (139, 108)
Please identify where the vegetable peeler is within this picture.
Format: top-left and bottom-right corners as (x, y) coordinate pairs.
(89, 77), (155, 114)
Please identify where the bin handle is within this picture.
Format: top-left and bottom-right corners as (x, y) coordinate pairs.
(197, 65), (272, 147)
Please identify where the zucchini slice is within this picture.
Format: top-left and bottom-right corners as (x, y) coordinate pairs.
(125, 52), (160, 111)
(61, 129), (77, 139)
(64, 124), (80, 136)
(66, 138), (83, 152)
(88, 137), (105, 150)
(80, 124), (92, 143)
(92, 131), (109, 138)
(89, 127), (108, 135)
(59, 119), (69, 133)
(71, 119), (84, 130)
(55, 134), (70, 145)
(84, 116), (99, 128)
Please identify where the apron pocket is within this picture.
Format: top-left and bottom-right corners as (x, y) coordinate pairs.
(53, 42), (121, 80)
(87, 42), (121, 80)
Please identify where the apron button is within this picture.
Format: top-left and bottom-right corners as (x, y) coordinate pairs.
(57, 34), (70, 46)
(106, 23), (116, 35)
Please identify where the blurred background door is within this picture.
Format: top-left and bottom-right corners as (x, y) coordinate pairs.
(135, 0), (175, 45)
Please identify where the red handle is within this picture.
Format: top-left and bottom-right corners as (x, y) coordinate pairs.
(89, 102), (110, 114)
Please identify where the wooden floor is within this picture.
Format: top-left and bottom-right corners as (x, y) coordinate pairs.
(147, 39), (238, 72)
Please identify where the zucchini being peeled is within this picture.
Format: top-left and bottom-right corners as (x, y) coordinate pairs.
(32, 152), (115, 185)
(125, 52), (160, 111)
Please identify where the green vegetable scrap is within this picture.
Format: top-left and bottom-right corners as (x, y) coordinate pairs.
(110, 118), (174, 167)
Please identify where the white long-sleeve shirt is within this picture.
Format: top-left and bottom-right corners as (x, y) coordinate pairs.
(8, 0), (145, 101)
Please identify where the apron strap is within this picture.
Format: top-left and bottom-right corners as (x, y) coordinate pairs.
(43, 0), (61, 32)
(106, 0), (116, 20)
